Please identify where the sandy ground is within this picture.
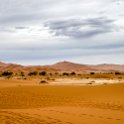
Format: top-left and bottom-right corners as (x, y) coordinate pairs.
(0, 78), (123, 87)
(50, 78), (124, 85)
(0, 79), (124, 124)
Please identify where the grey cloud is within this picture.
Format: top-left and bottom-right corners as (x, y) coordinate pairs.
(45, 17), (116, 38)
(0, 27), (16, 33)
(0, 0), (121, 27)
(0, 26), (29, 33)
(0, 0), (68, 26)
(0, 0), (124, 65)
(0, 13), (42, 26)
(15, 27), (29, 29)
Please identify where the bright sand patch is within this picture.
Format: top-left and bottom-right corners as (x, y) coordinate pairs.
(0, 80), (124, 124)
(0, 78), (123, 87)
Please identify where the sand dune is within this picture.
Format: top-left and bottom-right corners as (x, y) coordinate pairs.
(0, 81), (124, 124)
(1, 60), (124, 72)
(1, 107), (124, 124)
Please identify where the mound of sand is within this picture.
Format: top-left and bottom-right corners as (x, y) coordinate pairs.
(0, 81), (124, 124)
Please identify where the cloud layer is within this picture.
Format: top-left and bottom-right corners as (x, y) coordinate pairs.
(0, 0), (124, 65)
(45, 17), (115, 38)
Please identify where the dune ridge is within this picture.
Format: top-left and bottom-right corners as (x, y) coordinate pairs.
(0, 83), (124, 124)
(0, 60), (124, 72)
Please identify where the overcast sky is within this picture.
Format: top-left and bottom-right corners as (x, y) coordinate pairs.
(0, 0), (124, 65)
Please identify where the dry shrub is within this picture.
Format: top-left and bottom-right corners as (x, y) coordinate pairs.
(39, 80), (48, 84)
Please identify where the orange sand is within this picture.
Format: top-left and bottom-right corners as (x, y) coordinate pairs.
(0, 79), (124, 124)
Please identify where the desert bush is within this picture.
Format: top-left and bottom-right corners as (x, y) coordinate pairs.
(90, 72), (95, 75)
(49, 73), (53, 76)
(118, 77), (122, 79)
(115, 72), (121, 75)
(62, 72), (69, 76)
(28, 71), (38, 76)
(54, 72), (59, 75)
(46, 77), (51, 80)
(1, 71), (13, 79)
(103, 83), (108, 85)
(20, 72), (25, 77)
(87, 82), (93, 85)
(39, 80), (48, 84)
(39, 71), (47, 76)
(70, 72), (76, 75)
(88, 81), (95, 85)
(1, 71), (13, 76)
(51, 78), (55, 81)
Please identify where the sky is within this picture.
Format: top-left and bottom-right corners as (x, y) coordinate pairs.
(0, 0), (124, 65)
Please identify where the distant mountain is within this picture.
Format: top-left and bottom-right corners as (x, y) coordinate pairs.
(0, 61), (23, 72)
(0, 61), (56, 73)
(0, 61), (7, 66)
(0, 61), (124, 72)
(90, 64), (124, 71)
(49, 61), (91, 71)
(49, 61), (124, 71)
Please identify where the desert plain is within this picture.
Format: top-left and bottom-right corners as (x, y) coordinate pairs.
(0, 61), (124, 124)
(0, 78), (124, 124)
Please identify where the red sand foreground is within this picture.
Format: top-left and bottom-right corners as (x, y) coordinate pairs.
(0, 79), (124, 124)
